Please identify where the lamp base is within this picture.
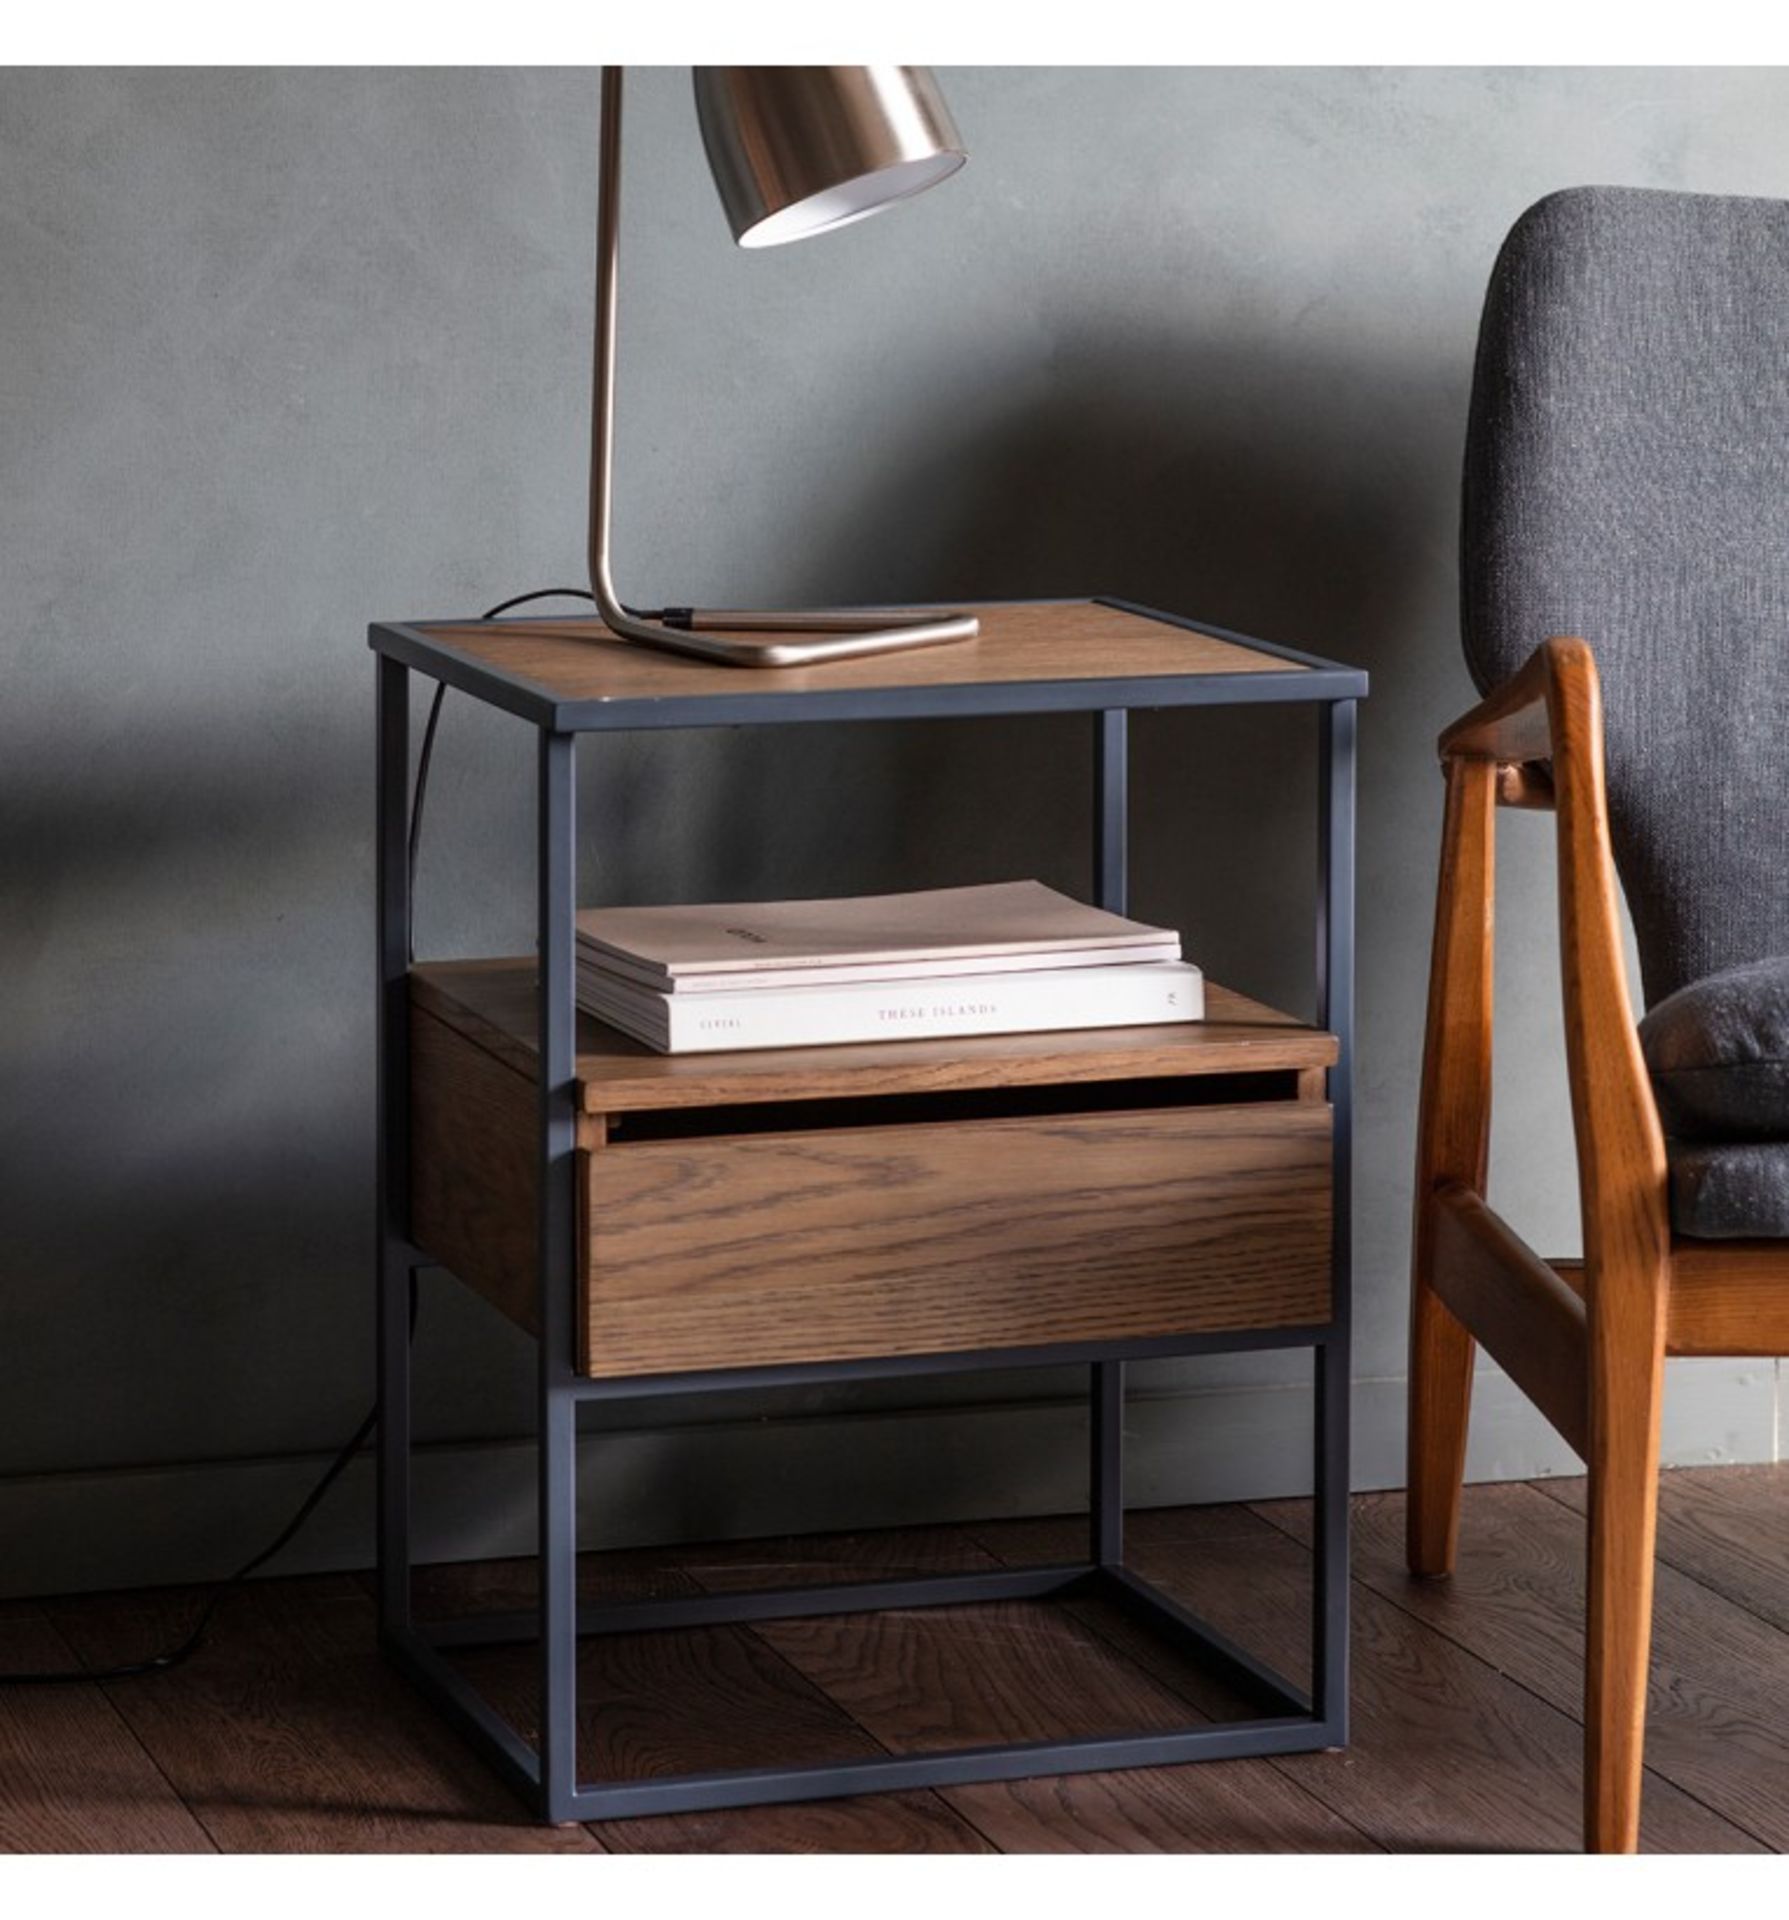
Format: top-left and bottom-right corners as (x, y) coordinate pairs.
(601, 605), (980, 669)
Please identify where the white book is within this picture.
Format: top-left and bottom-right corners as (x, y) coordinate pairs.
(584, 937), (1182, 995)
(577, 959), (1205, 1055)
(574, 880), (1178, 990)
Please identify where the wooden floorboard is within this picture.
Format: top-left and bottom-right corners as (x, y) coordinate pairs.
(8, 1466), (1789, 1852)
(396, 1544), (989, 1853)
(1538, 1465), (1789, 1636)
(0, 1613), (213, 1854)
(43, 1577), (595, 1852)
(982, 1508), (1757, 1853)
(1257, 1483), (1785, 1851)
(680, 1522), (1375, 1853)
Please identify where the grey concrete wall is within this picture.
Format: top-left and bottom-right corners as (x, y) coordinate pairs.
(2, 67), (1782, 1597)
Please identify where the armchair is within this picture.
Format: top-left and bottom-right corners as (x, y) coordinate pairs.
(1407, 187), (1789, 1853)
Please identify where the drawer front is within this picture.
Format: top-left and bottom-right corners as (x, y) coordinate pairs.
(579, 1101), (1331, 1376)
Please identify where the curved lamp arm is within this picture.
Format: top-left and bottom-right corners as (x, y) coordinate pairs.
(586, 67), (979, 669)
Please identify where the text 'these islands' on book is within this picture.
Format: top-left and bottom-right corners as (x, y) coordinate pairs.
(572, 880), (1204, 1054)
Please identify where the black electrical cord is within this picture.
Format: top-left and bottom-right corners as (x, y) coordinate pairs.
(0, 1274), (417, 1686)
(407, 588), (598, 960)
(0, 586), (598, 1687)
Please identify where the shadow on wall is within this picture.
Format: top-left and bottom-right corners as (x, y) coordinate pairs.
(913, 321), (1449, 697)
(580, 319), (1470, 1540)
(0, 311), (1470, 1535)
(686, 320), (1457, 1013)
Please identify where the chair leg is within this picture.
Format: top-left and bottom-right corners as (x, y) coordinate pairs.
(1406, 1245), (1476, 1577)
(1583, 1301), (1666, 1854)
(1406, 756), (1494, 1580)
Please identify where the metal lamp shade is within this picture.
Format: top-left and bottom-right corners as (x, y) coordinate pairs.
(694, 66), (966, 249)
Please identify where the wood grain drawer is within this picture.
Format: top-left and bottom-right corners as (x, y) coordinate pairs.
(578, 1102), (1331, 1376)
(409, 991), (1335, 1380)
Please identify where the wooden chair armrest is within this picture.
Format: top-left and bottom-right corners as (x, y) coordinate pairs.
(1424, 638), (1671, 1306)
(1439, 642), (1562, 808)
(1438, 639), (1560, 765)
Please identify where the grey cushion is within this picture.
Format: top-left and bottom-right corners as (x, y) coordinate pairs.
(1640, 955), (1789, 1141)
(1668, 1140), (1789, 1239)
(1461, 186), (1789, 1009)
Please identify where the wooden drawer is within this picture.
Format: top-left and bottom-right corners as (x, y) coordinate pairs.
(579, 1101), (1330, 1376)
(407, 977), (1336, 1380)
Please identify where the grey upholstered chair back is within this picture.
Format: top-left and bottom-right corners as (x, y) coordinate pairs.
(1461, 185), (1789, 1008)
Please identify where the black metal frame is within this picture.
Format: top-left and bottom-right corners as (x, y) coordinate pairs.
(371, 598), (1363, 1824)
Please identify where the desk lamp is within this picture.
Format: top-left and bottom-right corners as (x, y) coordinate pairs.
(588, 66), (979, 667)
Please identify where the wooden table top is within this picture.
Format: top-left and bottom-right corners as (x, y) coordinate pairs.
(372, 599), (1364, 730)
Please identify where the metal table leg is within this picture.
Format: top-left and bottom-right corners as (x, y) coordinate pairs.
(375, 655), (414, 1643)
(536, 726), (581, 1822)
(1090, 708), (1129, 1568)
(1315, 697), (1357, 1741)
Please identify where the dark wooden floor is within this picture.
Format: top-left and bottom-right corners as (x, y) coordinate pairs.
(4, 1464), (1787, 1853)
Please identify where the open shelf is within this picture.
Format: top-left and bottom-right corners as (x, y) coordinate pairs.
(410, 956), (1338, 1116)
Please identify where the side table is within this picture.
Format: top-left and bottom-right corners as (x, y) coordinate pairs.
(371, 597), (1365, 1823)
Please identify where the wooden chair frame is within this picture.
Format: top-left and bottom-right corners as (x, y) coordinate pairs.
(1407, 636), (1789, 1853)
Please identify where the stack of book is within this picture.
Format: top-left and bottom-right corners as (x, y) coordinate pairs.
(574, 880), (1203, 1055)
